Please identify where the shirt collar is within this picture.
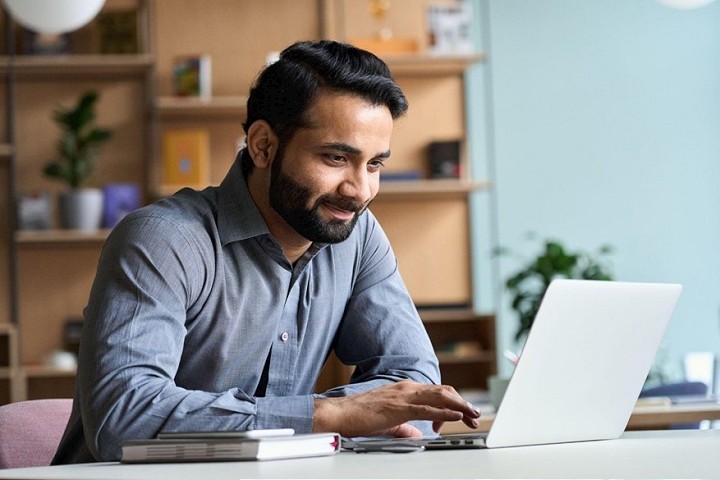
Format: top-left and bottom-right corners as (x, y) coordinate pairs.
(217, 158), (270, 246)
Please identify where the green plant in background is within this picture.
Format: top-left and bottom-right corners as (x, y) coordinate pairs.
(44, 91), (112, 189)
(497, 236), (615, 343)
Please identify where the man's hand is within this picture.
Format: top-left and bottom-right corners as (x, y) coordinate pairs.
(312, 380), (481, 438)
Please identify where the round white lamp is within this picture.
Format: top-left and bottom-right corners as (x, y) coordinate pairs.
(1, 0), (107, 34)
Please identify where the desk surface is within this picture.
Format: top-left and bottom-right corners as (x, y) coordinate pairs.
(1, 430), (719, 479)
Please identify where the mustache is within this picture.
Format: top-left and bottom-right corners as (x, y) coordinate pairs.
(319, 195), (369, 213)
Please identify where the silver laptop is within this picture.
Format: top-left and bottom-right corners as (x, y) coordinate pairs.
(348, 279), (682, 450)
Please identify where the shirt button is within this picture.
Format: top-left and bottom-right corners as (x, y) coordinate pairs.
(280, 331), (289, 342)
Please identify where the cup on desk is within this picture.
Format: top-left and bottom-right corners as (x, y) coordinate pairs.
(488, 375), (511, 410)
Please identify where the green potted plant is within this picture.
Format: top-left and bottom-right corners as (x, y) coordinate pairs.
(499, 237), (615, 343)
(44, 91), (112, 230)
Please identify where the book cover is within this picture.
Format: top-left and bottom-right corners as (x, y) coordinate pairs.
(102, 183), (141, 228)
(97, 10), (138, 54)
(380, 170), (423, 182)
(162, 130), (211, 189)
(121, 432), (341, 463)
(172, 55), (212, 98)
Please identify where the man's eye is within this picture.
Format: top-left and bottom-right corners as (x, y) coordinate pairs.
(368, 160), (385, 171)
(323, 154), (346, 163)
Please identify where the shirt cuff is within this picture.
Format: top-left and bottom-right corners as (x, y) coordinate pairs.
(254, 395), (315, 433)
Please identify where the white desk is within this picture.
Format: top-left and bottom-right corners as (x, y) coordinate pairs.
(0, 430), (718, 479)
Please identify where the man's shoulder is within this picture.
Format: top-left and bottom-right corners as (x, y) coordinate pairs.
(115, 187), (219, 244)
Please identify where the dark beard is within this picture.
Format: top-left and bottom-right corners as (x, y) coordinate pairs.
(269, 156), (367, 244)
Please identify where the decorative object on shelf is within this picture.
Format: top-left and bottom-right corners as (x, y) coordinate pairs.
(1, 0), (106, 35)
(44, 349), (77, 371)
(44, 91), (113, 230)
(427, 1), (474, 55)
(102, 183), (141, 228)
(496, 235), (614, 343)
(16, 192), (52, 230)
(380, 170), (422, 182)
(97, 9), (138, 54)
(162, 129), (211, 190)
(428, 140), (461, 179)
(21, 29), (71, 55)
(349, 0), (419, 55)
(172, 55), (212, 98)
(58, 189), (104, 230)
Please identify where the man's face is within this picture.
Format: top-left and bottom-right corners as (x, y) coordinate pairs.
(268, 92), (393, 244)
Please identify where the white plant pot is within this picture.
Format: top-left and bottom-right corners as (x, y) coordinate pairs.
(59, 188), (104, 231)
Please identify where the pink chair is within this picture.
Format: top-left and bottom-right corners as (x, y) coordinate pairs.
(0, 399), (73, 469)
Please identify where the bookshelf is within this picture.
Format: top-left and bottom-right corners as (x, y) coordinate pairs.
(1, 0), (497, 403)
(0, 0), (153, 403)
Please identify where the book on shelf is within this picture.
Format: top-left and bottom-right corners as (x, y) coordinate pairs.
(121, 431), (341, 463)
(380, 170), (423, 182)
(97, 9), (138, 54)
(162, 129), (211, 189)
(102, 183), (141, 228)
(172, 55), (212, 98)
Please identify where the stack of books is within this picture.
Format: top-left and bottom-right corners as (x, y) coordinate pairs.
(121, 429), (340, 463)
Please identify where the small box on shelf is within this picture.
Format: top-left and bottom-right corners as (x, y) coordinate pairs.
(172, 55), (212, 99)
(428, 140), (461, 179)
(16, 192), (52, 230)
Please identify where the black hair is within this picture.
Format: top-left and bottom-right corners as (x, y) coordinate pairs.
(240, 40), (408, 176)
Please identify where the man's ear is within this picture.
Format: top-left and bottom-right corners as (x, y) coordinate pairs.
(246, 120), (278, 169)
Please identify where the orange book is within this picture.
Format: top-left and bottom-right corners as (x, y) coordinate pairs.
(162, 130), (210, 188)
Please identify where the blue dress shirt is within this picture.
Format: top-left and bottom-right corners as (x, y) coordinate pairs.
(53, 159), (440, 462)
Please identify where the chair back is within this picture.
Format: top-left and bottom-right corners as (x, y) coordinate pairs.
(0, 399), (73, 469)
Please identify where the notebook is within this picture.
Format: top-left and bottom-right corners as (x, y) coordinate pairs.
(348, 279), (682, 450)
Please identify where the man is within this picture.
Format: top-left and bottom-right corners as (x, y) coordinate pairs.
(53, 40), (480, 463)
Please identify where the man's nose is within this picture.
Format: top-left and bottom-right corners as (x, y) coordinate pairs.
(338, 168), (372, 203)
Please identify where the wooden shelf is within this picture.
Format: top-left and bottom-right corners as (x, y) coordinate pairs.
(419, 308), (494, 324)
(0, 54), (154, 78)
(155, 95), (248, 117)
(382, 53), (485, 76)
(377, 179), (491, 199)
(436, 352), (495, 365)
(0, 367), (15, 379)
(152, 184), (195, 199)
(15, 229), (112, 245)
(21, 365), (76, 378)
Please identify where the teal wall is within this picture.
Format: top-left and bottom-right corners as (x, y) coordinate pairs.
(468, 0), (720, 379)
